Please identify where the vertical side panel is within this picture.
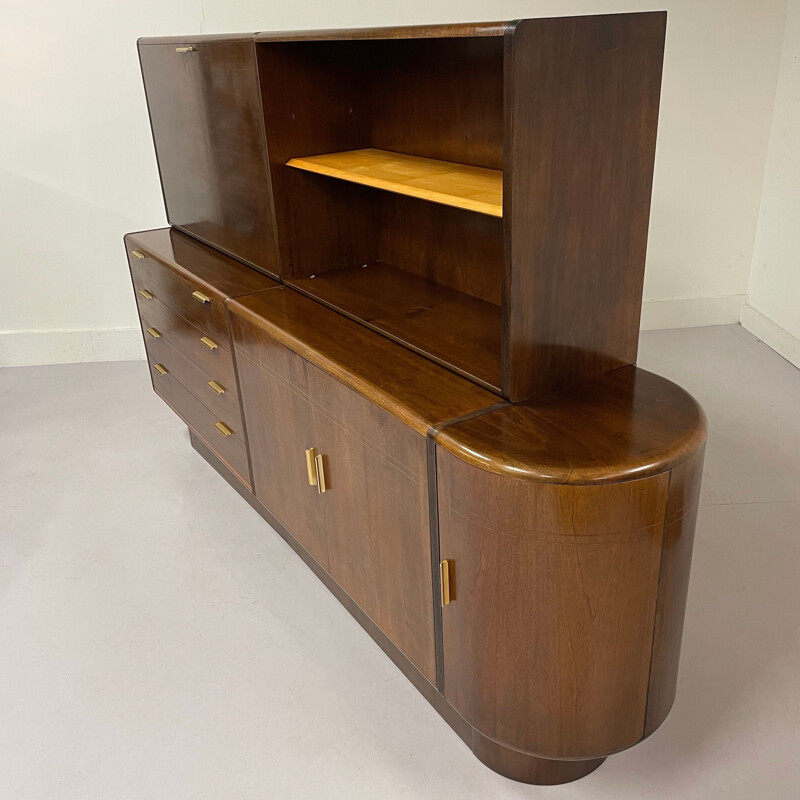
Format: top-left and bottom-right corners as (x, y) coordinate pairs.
(504, 13), (667, 400)
(645, 447), (706, 734)
(438, 448), (669, 758)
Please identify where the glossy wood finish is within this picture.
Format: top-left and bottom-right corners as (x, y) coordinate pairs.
(126, 228), (278, 307)
(138, 38), (280, 276)
(289, 262), (502, 392)
(153, 363), (250, 485)
(254, 22), (509, 42)
(503, 13), (666, 400)
(190, 429), (607, 785)
(137, 295), (236, 387)
(645, 447), (706, 735)
(435, 366), (707, 484)
(228, 288), (498, 436)
(231, 316), (438, 682)
(143, 329), (242, 424)
(437, 453), (669, 758)
(287, 149), (503, 217)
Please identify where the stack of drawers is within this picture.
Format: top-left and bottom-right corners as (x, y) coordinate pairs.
(125, 228), (278, 489)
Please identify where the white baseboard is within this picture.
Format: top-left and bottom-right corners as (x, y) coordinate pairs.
(0, 294), (751, 367)
(0, 328), (145, 367)
(639, 294), (745, 331)
(740, 304), (800, 369)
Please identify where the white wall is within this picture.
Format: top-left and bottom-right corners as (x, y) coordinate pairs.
(0, 1), (789, 365)
(742, 0), (800, 368)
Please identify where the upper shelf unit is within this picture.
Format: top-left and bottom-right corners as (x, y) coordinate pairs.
(286, 149), (503, 217)
(138, 14), (667, 401)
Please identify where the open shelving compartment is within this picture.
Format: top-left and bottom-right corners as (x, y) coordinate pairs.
(255, 30), (507, 394)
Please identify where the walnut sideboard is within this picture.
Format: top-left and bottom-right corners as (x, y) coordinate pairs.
(126, 13), (707, 785)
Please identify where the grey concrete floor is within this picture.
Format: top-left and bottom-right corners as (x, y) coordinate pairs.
(1, 324), (798, 799)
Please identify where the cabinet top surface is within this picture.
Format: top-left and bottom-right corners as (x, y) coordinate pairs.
(138, 12), (665, 45)
(125, 228), (279, 300)
(436, 366), (706, 485)
(228, 287), (499, 436)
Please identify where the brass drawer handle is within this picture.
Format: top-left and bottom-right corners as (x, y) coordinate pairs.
(146, 327), (162, 338)
(131, 249), (145, 259)
(305, 448), (318, 486)
(153, 363), (168, 376)
(214, 421), (233, 437)
(175, 46), (196, 53)
(314, 453), (327, 494)
(138, 289), (154, 300)
(200, 336), (218, 350)
(440, 560), (452, 606)
(208, 380), (226, 395)
(192, 290), (211, 304)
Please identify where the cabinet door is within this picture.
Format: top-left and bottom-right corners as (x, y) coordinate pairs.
(139, 38), (280, 277)
(308, 365), (437, 684)
(234, 334), (328, 569)
(437, 447), (669, 759)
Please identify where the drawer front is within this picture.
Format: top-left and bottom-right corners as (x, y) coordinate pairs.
(153, 366), (250, 486)
(138, 295), (236, 387)
(129, 246), (230, 350)
(144, 329), (242, 426)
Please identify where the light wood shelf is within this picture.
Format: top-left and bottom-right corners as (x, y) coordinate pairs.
(286, 149), (503, 217)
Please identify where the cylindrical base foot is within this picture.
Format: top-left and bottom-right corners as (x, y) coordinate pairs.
(471, 734), (606, 785)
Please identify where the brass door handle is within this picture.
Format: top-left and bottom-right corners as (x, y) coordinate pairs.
(131, 249), (145, 259)
(200, 336), (218, 350)
(214, 421), (233, 437)
(146, 327), (162, 338)
(192, 290), (211, 304)
(314, 454), (327, 494)
(175, 46), (196, 53)
(138, 289), (154, 300)
(153, 363), (168, 375)
(305, 448), (318, 486)
(208, 380), (226, 395)
(440, 560), (453, 606)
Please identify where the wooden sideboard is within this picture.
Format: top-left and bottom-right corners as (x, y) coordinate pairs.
(127, 13), (707, 785)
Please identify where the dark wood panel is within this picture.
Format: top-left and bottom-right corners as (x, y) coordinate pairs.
(233, 337), (329, 569)
(154, 368), (250, 485)
(289, 262), (502, 392)
(228, 288), (498, 436)
(139, 39), (280, 276)
(645, 447), (706, 734)
(254, 22), (509, 42)
(125, 228), (278, 300)
(503, 12), (667, 400)
(438, 448), (669, 758)
(137, 295), (236, 387)
(190, 429), (605, 785)
(308, 363), (436, 683)
(143, 329), (242, 425)
(436, 366), (706, 484)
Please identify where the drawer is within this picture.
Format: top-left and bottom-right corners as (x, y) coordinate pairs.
(153, 366), (250, 486)
(144, 330), (243, 427)
(128, 245), (231, 350)
(138, 295), (236, 387)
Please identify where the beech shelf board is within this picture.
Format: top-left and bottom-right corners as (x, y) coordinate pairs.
(288, 262), (503, 393)
(286, 149), (503, 217)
